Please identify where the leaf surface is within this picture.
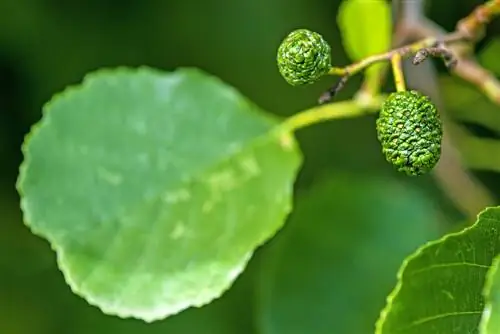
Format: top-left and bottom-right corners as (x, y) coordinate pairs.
(376, 207), (500, 334)
(17, 67), (302, 322)
(337, 0), (392, 93)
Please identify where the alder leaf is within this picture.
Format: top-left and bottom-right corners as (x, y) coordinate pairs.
(17, 67), (302, 322)
(376, 207), (500, 334)
(337, 0), (391, 93)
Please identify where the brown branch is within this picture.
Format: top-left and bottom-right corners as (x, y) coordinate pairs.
(456, 0), (500, 40)
(413, 43), (457, 69)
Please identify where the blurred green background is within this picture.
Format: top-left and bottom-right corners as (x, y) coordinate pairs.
(1, 0), (500, 333)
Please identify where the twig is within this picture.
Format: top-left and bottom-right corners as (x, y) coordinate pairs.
(321, 0), (500, 104)
(456, 0), (500, 40)
(405, 11), (500, 107)
(393, 0), (497, 220)
(391, 52), (406, 92)
(413, 43), (457, 69)
(318, 75), (349, 104)
(327, 32), (464, 78)
(281, 95), (386, 133)
(319, 32), (464, 104)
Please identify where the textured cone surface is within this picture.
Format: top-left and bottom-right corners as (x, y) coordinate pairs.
(276, 29), (331, 86)
(376, 90), (442, 176)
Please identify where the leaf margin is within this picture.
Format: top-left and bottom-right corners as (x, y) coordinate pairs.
(374, 206), (500, 334)
(16, 66), (304, 322)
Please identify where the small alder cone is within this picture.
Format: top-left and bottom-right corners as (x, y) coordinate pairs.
(277, 29), (331, 86)
(376, 90), (443, 176)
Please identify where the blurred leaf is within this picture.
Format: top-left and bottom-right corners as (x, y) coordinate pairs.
(337, 0), (391, 62)
(455, 135), (500, 173)
(256, 173), (444, 334)
(376, 207), (500, 334)
(479, 38), (500, 76)
(480, 256), (500, 333)
(17, 67), (302, 322)
(439, 76), (500, 135)
(337, 0), (391, 93)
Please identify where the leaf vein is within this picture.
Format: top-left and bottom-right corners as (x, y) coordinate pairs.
(410, 261), (490, 276)
(400, 310), (483, 330)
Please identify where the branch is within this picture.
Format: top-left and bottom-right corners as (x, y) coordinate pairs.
(319, 0), (500, 104)
(393, 0), (497, 220)
(401, 4), (500, 107)
(281, 95), (385, 133)
(456, 0), (500, 40)
(327, 32), (463, 78)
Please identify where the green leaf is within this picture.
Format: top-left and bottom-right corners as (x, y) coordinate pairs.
(337, 0), (392, 61)
(439, 76), (500, 135)
(256, 173), (444, 334)
(70, 258), (258, 334)
(17, 67), (302, 322)
(480, 256), (500, 333)
(376, 207), (500, 334)
(479, 38), (500, 76)
(337, 0), (391, 93)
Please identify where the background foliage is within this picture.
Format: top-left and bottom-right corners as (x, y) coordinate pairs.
(1, 0), (500, 333)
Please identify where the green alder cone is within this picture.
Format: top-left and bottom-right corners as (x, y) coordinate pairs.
(277, 29), (331, 86)
(376, 90), (443, 176)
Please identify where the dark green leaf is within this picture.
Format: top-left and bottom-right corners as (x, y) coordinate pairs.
(376, 207), (500, 334)
(256, 173), (444, 334)
(17, 67), (302, 322)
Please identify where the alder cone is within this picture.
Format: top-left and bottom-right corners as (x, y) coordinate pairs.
(376, 90), (443, 176)
(276, 29), (331, 86)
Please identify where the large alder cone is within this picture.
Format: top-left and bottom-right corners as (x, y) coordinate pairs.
(376, 90), (443, 176)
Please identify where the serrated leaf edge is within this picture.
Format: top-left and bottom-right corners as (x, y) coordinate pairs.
(16, 66), (304, 322)
(59, 131), (301, 322)
(479, 249), (500, 333)
(17, 66), (290, 243)
(374, 206), (500, 334)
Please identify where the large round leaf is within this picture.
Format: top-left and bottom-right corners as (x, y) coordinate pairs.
(17, 67), (302, 322)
